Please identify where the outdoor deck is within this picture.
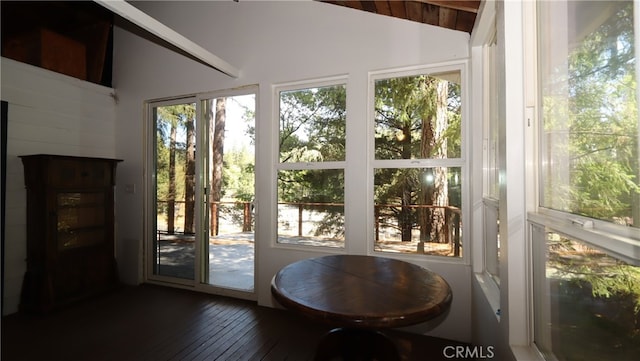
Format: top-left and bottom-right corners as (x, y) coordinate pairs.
(156, 231), (458, 291)
(156, 233), (255, 290)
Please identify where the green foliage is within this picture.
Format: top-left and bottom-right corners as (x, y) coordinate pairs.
(155, 104), (195, 207)
(551, 237), (640, 311)
(571, 160), (640, 218)
(548, 236), (640, 359)
(278, 169), (343, 204)
(374, 74), (461, 160)
(543, 1), (640, 222)
(279, 85), (346, 163)
(223, 145), (255, 202)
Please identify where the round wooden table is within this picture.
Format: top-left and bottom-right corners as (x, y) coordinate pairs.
(271, 254), (452, 360)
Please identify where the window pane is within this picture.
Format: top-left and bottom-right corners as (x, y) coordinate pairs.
(486, 40), (500, 200)
(374, 167), (462, 257)
(534, 229), (640, 360)
(203, 93), (256, 291)
(279, 84), (346, 163)
(539, 1), (640, 225)
(153, 102), (197, 280)
(374, 72), (461, 160)
(484, 35), (500, 284)
(484, 200), (500, 284)
(277, 169), (344, 247)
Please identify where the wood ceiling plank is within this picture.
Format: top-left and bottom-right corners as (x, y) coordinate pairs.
(405, 1), (424, 23)
(318, 0), (477, 34)
(417, 0), (480, 13)
(361, 0), (378, 13)
(373, 1), (393, 17)
(342, 0), (364, 11)
(438, 7), (458, 30)
(422, 3), (440, 26)
(388, 1), (407, 19)
(455, 10), (476, 33)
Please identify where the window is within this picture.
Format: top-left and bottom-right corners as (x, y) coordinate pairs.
(539, 1), (639, 227)
(534, 1), (640, 359)
(275, 78), (346, 248)
(483, 31), (500, 284)
(370, 66), (465, 258)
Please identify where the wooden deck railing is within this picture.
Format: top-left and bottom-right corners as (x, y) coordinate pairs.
(157, 200), (462, 255)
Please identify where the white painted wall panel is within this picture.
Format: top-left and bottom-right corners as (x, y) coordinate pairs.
(1, 58), (117, 315)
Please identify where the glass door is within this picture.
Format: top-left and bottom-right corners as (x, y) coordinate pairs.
(151, 100), (197, 282)
(202, 92), (256, 292)
(148, 90), (256, 292)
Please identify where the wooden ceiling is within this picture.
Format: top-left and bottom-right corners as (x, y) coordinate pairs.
(320, 1), (481, 34)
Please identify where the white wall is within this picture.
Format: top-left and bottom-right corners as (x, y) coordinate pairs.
(1, 58), (117, 315)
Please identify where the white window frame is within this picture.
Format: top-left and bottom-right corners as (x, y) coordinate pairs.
(470, 0), (502, 323)
(483, 33), (499, 201)
(272, 75), (348, 251)
(482, 28), (501, 287)
(367, 61), (469, 263)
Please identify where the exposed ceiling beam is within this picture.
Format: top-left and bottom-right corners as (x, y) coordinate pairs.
(93, 0), (240, 78)
(417, 0), (480, 14)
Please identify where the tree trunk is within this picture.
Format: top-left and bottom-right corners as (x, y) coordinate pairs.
(184, 116), (196, 234)
(168, 122), (176, 234)
(401, 177), (413, 242)
(419, 78), (436, 242)
(210, 97), (226, 235)
(399, 122), (412, 242)
(433, 80), (449, 243)
(627, 116), (640, 228)
(419, 168), (434, 242)
(419, 78), (449, 244)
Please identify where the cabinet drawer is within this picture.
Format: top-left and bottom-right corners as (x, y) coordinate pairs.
(50, 158), (112, 187)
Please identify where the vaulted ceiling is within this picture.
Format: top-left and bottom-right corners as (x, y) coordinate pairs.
(320, 1), (481, 34)
(1, 1), (482, 85)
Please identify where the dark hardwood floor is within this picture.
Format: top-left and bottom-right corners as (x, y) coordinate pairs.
(2, 284), (468, 360)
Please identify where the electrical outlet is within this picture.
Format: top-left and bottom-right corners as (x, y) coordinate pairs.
(125, 184), (136, 194)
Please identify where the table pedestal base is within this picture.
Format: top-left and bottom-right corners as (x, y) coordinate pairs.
(314, 328), (401, 361)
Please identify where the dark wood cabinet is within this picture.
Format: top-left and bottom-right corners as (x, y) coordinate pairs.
(19, 154), (122, 312)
